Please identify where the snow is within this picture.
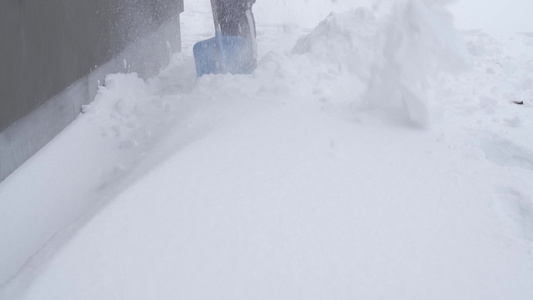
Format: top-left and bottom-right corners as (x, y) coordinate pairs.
(1, 0), (533, 299)
(450, 1), (533, 33)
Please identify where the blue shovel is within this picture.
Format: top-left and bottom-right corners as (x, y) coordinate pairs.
(193, 0), (257, 77)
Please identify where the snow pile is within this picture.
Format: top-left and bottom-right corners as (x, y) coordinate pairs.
(293, 0), (470, 126)
(365, 0), (470, 126)
(84, 73), (170, 151)
(292, 8), (378, 79)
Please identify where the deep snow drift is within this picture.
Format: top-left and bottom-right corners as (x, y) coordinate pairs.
(1, 0), (533, 299)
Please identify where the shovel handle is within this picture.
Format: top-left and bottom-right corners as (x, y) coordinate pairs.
(210, 0), (222, 34)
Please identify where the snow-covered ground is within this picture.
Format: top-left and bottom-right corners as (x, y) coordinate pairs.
(1, 0), (533, 299)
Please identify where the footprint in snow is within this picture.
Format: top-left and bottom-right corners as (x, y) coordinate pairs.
(492, 188), (533, 242)
(479, 137), (533, 172)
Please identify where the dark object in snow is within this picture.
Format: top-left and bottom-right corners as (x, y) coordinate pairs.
(512, 101), (524, 105)
(193, 0), (257, 77)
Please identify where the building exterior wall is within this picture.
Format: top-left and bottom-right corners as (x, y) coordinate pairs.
(0, 0), (184, 181)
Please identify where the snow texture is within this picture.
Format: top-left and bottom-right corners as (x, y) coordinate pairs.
(1, 0), (533, 299)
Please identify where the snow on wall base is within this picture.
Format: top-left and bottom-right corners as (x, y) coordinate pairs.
(0, 15), (181, 183)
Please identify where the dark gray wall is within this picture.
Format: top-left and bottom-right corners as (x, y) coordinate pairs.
(0, 0), (184, 181)
(0, 0), (183, 132)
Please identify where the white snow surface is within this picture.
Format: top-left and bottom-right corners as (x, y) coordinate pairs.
(1, 0), (533, 299)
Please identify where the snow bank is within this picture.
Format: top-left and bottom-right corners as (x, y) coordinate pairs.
(292, 8), (378, 79)
(293, 0), (470, 126)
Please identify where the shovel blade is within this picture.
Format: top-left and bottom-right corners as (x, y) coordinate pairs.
(193, 35), (256, 77)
